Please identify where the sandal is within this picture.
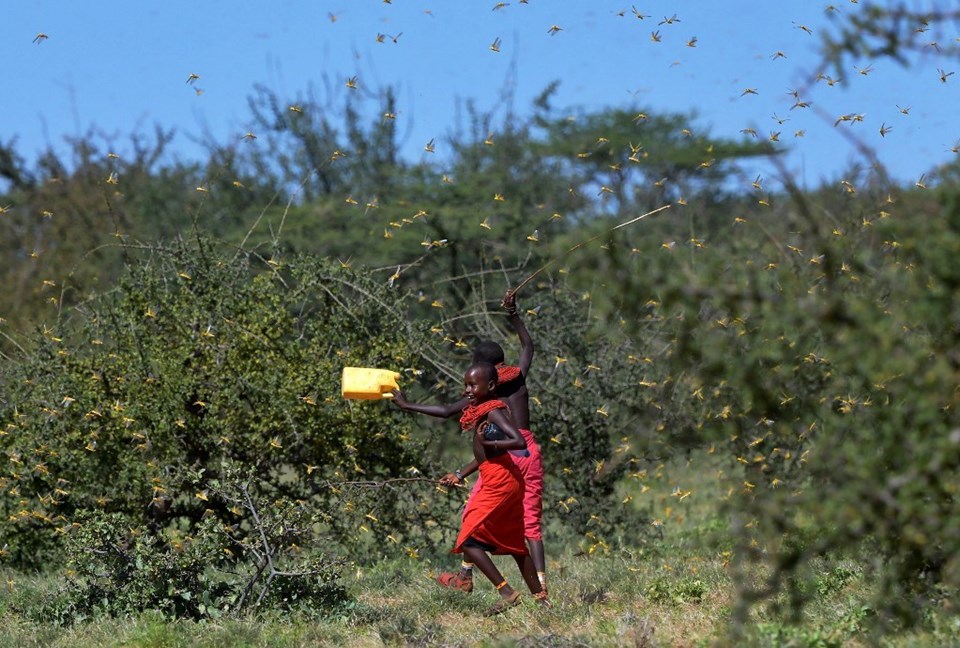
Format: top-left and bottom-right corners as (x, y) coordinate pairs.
(534, 590), (551, 608)
(437, 571), (474, 593)
(483, 590), (521, 616)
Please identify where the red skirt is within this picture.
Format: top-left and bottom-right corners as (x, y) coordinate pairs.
(453, 454), (527, 556)
(466, 429), (544, 540)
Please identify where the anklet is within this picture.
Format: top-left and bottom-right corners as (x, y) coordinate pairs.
(495, 580), (508, 590)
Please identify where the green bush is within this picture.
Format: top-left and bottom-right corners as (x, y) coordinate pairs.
(643, 576), (706, 605)
(609, 183), (960, 632)
(51, 510), (229, 622)
(0, 238), (448, 571)
(28, 478), (348, 624)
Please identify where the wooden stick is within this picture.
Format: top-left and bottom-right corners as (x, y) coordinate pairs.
(513, 204), (672, 294)
(331, 477), (466, 489)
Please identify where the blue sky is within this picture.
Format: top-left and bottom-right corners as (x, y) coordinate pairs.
(3, 1), (958, 190)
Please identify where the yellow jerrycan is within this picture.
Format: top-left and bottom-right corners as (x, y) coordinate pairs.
(341, 367), (401, 400)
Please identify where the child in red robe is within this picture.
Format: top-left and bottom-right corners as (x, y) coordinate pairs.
(393, 290), (548, 599)
(452, 363), (543, 615)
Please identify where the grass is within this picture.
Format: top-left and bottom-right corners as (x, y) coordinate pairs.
(3, 451), (960, 646)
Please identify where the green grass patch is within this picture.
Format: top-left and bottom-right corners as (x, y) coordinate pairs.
(3, 450), (960, 646)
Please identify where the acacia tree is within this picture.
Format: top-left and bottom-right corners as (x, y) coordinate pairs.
(819, 1), (960, 79)
(533, 101), (775, 215)
(0, 128), (271, 343)
(595, 165), (960, 632)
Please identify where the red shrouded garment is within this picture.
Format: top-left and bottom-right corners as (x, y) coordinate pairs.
(453, 453), (526, 555)
(454, 400), (527, 556)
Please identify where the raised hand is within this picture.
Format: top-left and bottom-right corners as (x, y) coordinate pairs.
(502, 289), (518, 316)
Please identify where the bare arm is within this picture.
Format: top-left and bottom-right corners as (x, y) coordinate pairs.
(458, 458), (480, 478)
(477, 408), (527, 451)
(503, 290), (533, 376)
(439, 458), (480, 486)
(392, 389), (467, 419)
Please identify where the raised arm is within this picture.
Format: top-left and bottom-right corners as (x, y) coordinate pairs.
(391, 389), (468, 419)
(503, 290), (533, 376)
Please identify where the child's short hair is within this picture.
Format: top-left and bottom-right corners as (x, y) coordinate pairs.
(473, 340), (505, 365)
(466, 362), (498, 387)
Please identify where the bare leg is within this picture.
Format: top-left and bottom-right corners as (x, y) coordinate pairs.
(512, 552), (543, 595)
(463, 546), (516, 599)
(459, 481), (481, 579)
(527, 538), (546, 583)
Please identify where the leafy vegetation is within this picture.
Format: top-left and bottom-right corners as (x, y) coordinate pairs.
(3, 5), (960, 640)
